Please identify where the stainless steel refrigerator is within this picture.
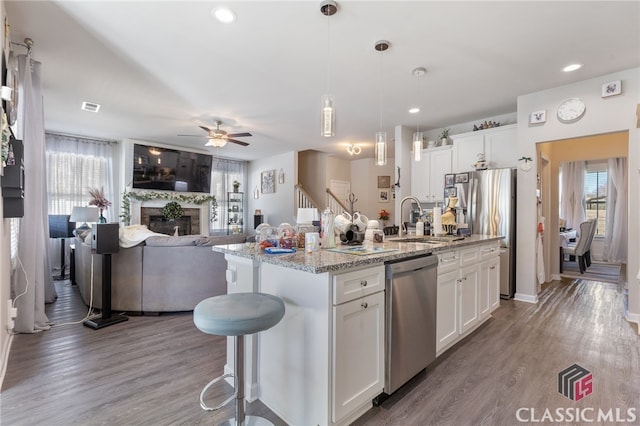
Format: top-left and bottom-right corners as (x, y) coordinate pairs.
(447, 168), (517, 298)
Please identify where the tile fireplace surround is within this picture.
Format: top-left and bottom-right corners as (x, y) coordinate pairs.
(128, 197), (209, 235)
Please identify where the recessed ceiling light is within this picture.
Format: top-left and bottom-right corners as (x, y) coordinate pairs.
(409, 107), (420, 114)
(81, 101), (100, 112)
(212, 7), (236, 23)
(562, 63), (582, 72)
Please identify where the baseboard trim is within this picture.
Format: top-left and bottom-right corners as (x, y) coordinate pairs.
(625, 312), (640, 335)
(514, 293), (538, 304)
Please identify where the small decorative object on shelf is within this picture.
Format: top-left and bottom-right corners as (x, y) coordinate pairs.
(88, 187), (111, 223)
(232, 180), (240, 193)
(473, 121), (501, 131)
(518, 156), (533, 172)
(227, 191), (244, 234)
(439, 128), (450, 145)
(162, 201), (183, 221)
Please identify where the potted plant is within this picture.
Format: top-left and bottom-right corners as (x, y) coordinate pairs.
(232, 180), (240, 193)
(439, 128), (450, 146)
(378, 208), (390, 226)
(162, 201), (183, 221)
(88, 187), (111, 223)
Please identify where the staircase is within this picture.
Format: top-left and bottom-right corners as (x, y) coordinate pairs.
(294, 184), (349, 217)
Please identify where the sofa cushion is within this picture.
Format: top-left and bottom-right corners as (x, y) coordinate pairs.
(144, 235), (200, 247)
(196, 234), (246, 246)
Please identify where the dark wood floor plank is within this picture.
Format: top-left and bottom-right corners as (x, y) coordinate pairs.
(2, 277), (638, 426)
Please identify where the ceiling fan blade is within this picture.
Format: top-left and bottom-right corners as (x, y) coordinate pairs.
(227, 138), (250, 146)
(178, 134), (205, 137)
(227, 132), (252, 138)
(198, 125), (212, 133)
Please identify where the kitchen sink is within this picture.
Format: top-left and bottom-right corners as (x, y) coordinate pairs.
(387, 235), (465, 244)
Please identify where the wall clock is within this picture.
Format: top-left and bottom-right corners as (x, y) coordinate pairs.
(557, 98), (586, 123)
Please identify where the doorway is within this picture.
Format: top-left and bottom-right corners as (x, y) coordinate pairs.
(536, 131), (628, 282)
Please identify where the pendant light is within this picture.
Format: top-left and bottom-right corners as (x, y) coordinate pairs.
(320, 1), (337, 137)
(374, 40), (390, 166)
(412, 67), (426, 162)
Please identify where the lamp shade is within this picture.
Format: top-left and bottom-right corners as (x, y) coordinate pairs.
(70, 206), (100, 224)
(296, 208), (319, 225)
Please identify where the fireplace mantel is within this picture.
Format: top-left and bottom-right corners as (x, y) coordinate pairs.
(128, 192), (210, 235)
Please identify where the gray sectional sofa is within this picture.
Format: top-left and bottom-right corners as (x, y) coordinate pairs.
(73, 233), (246, 314)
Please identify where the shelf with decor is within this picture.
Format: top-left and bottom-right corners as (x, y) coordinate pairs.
(227, 191), (244, 234)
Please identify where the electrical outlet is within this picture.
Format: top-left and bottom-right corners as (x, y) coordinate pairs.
(7, 299), (17, 331)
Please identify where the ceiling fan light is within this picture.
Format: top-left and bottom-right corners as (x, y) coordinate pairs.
(205, 138), (227, 148)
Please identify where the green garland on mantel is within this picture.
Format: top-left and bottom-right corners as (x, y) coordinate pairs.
(120, 191), (218, 226)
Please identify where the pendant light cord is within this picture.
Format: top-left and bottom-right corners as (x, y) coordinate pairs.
(326, 11), (331, 93)
(378, 49), (383, 130)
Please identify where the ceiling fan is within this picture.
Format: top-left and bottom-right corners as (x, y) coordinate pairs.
(179, 120), (252, 148)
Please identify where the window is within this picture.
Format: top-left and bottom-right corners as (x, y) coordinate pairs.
(585, 161), (608, 237)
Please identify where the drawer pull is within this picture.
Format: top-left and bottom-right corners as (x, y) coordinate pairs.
(360, 280), (368, 287)
(361, 302), (368, 309)
(440, 256), (457, 263)
(490, 266), (496, 270)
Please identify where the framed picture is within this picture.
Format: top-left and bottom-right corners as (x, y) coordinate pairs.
(601, 80), (622, 98)
(377, 175), (391, 188)
(454, 173), (469, 183)
(261, 170), (275, 194)
(445, 187), (457, 197)
(378, 189), (390, 203)
(444, 174), (455, 187)
(529, 110), (546, 124)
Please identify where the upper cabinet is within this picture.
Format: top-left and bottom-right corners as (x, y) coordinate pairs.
(410, 145), (452, 203)
(450, 124), (517, 173)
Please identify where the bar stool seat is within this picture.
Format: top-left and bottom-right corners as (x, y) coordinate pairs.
(194, 292), (285, 425)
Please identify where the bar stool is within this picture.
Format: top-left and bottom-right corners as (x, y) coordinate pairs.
(193, 292), (285, 425)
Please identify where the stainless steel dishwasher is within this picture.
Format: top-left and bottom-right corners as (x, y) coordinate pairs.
(384, 254), (438, 395)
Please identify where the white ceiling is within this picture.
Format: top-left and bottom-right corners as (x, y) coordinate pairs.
(4, 1), (639, 161)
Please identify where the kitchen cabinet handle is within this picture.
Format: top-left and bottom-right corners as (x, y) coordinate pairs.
(361, 302), (368, 309)
(441, 257), (457, 263)
(490, 266), (496, 270)
(360, 280), (368, 287)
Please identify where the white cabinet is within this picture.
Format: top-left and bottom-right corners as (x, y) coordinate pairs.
(411, 146), (452, 203)
(436, 247), (481, 353)
(332, 266), (384, 424)
(459, 263), (480, 334)
(436, 243), (502, 356)
(451, 124), (517, 173)
(480, 256), (500, 319)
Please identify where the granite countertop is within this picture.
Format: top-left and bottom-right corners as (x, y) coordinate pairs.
(213, 234), (503, 274)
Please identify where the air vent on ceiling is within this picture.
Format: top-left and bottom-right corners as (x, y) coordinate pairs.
(81, 101), (101, 112)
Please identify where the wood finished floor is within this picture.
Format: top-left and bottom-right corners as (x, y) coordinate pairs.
(2, 277), (639, 426)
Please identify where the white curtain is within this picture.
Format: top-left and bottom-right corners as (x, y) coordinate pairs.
(559, 161), (586, 232)
(13, 54), (53, 333)
(45, 133), (117, 274)
(210, 158), (247, 234)
(46, 134), (117, 220)
(603, 157), (627, 263)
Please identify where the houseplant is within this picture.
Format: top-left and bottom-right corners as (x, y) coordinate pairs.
(378, 208), (390, 226)
(232, 180), (240, 192)
(439, 128), (450, 146)
(88, 187), (111, 223)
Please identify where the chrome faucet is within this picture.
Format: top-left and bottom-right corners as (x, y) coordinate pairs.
(399, 196), (424, 236)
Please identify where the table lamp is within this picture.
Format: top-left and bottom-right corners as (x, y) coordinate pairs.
(70, 206), (99, 234)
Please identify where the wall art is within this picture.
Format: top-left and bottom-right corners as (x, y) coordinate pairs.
(601, 80), (622, 98)
(261, 169), (275, 194)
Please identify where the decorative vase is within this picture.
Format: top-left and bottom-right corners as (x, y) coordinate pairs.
(98, 210), (107, 223)
(233, 185), (240, 193)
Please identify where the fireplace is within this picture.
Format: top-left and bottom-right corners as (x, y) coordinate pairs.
(141, 207), (201, 235)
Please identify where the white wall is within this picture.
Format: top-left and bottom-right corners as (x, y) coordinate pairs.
(349, 157), (395, 222)
(248, 151), (297, 232)
(516, 68), (639, 324)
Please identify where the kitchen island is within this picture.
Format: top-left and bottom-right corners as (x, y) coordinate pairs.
(213, 234), (502, 426)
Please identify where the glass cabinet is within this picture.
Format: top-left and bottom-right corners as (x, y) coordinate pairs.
(227, 192), (244, 234)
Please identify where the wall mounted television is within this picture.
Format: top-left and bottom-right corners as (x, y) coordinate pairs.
(132, 144), (212, 193)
